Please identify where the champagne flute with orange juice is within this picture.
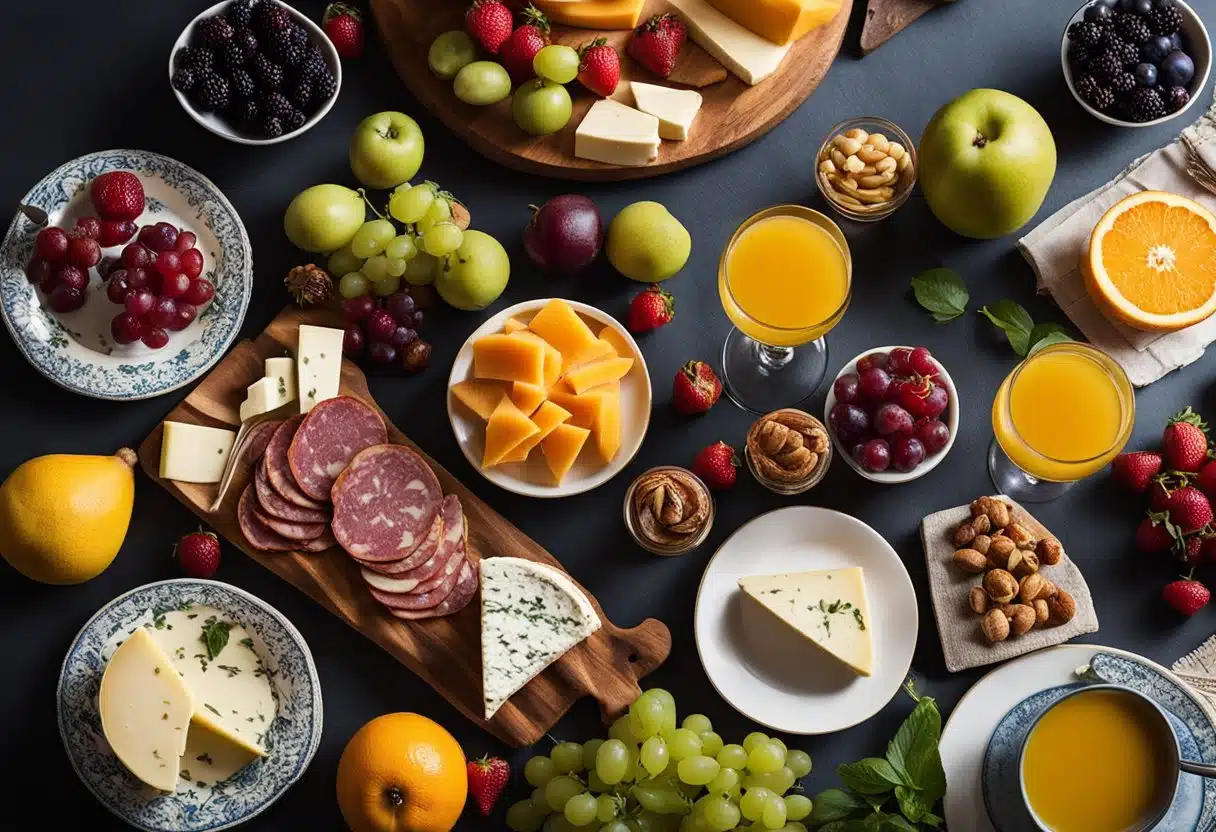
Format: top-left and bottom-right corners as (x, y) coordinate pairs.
(990, 342), (1134, 501)
(718, 205), (852, 412)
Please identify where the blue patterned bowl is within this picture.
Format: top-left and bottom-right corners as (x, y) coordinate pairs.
(0, 149), (251, 400)
(57, 580), (322, 832)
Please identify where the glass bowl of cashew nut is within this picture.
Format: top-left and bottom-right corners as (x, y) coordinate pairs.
(815, 117), (917, 222)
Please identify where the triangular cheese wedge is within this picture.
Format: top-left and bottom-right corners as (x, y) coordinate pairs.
(737, 567), (873, 676)
(481, 557), (602, 719)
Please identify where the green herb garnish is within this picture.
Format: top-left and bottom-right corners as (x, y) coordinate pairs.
(200, 619), (232, 661)
(978, 300), (1073, 357)
(910, 268), (968, 323)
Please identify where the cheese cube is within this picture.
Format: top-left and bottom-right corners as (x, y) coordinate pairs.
(575, 99), (661, 168)
(706, 0), (842, 45)
(666, 0), (793, 85)
(159, 421), (237, 484)
(297, 325), (345, 413)
(239, 376), (294, 423)
(630, 82), (704, 141)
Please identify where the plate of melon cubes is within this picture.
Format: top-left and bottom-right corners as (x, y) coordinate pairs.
(447, 298), (652, 497)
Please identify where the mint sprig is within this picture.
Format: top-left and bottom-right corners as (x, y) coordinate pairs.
(910, 269), (968, 323)
(978, 300), (1074, 357)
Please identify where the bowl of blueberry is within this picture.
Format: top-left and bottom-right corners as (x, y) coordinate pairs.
(169, 0), (342, 144)
(824, 346), (959, 484)
(1063, 0), (1210, 127)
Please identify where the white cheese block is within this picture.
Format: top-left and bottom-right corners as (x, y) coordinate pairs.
(737, 567), (874, 676)
(239, 376), (295, 423)
(159, 421), (237, 484)
(481, 557), (602, 719)
(265, 356), (297, 402)
(296, 325), (345, 413)
(575, 99), (661, 167)
(630, 82), (704, 140)
(665, 0), (792, 85)
(99, 629), (195, 792)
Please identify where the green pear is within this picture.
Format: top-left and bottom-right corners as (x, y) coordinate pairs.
(607, 202), (691, 282)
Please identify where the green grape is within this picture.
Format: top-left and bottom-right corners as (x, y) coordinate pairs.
(622, 743), (640, 783)
(532, 44), (580, 84)
(403, 252), (438, 286)
(706, 767), (739, 795)
(783, 795), (812, 822)
(781, 822), (808, 832)
(423, 222), (464, 257)
(543, 816), (577, 832)
(677, 756), (720, 786)
(454, 60), (512, 106)
(767, 737), (787, 755)
(586, 769), (609, 793)
(361, 254), (390, 282)
(632, 811), (670, 832)
(428, 30), (476, 79)
(640, 736), (670, 777)
(338, 271), (369, 299)
(545, 775), (584, 812)
(351, 219), (396, 258)
(700, 795), (741, 832)
(682, 714), (712, 734)
(602, 822), (631, 832)
(747, 742), (786, 775)
(596, 738), (629, 785)
(416, 197), (452, 234)
(384, 234), (418, 261)
(389, 184), (434, 224)
(716, 744), (748, 770)
(633, 786), (689, 815)
(743, 767), (795, 795)
(784, 750), (812, 779)
(609, 715), (635, 742)
(385, 257), (407, 277)
(582, 739), (604, 772)
(371, 275), (400, 297)
(742, 733), (769, 753)
(677, 779), (702, 799)
(532, 786), (553, 815)
(507, 799), (546, 832)
(512, 80), (573, 136)
(664, 729), (702, 762)
(526, 755), (557, 788)
(631, 691), (668, 740)
(328, 246), (363, 279)
(596, 793), (620, 822)
(649, 689), (678, 734)
(699, 732), (724, 759)
(761, 794), (787, 829)
(564, 793), (597, 826)
(551, 741), (585, 774)
(740, 788), (774, 822)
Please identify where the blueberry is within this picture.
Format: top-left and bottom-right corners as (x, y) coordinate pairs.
(1169, 31), (1185, 51)
(1084, 2), (1113, 21)
(1143, 35), (1173, 63)
(1161, 50), (1195, 86)
(1117, 0), (1136, 10)
(1135, 62), (1159, 85)
(1132, 0), (1153, 14)
(1097, 0), (1119, 6)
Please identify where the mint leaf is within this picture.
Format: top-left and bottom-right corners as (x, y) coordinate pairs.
(921, 810), (944, 828)
(200, 619), (232, 661)
(811, 789), (871, 824)
(901, 699), (946, 806)
(979, 300), (1035, 356)
(1027, 322), (1074, 355)
(862, 793), (889, 811)
(910, 268), (969, 323)
(818, 822), (869, 832)
(894, 786), (928, 822)
(886, 696), (940, 788)
(880, 815), (920, 832)
(838, 758), (905, 794)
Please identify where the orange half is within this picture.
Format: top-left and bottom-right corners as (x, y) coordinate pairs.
(1083, 190), (1216, 332)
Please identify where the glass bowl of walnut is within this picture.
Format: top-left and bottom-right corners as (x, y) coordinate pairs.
(815, 117), (917, 222)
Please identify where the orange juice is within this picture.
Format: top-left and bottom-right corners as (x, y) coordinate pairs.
(992, 343), (1133, 482)
(720, 208), (851, 348)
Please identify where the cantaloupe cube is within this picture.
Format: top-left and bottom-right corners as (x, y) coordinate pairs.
(510, 381), (548, 416)
(500, 401), (572, 463)
(509, 330), (562, 388)
(599, 325), (634, 359)
(451, 379), (509, 421)
(503, 317), (528, 334)
(542, 424), (591, 484)
(561, 337), (616, 374)
(564, 356), (635, 395)
(474, 334), (547, 387)
(529, 299), (599, 362)
(592, 389), (621, 463)
(548, 382), (619, 429)
(483, 396), (540, 468)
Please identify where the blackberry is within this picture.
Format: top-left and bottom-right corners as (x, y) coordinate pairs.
(261, 116), (285, 139)
(255, 2), (292, 34)
(1113, 40), (1139, 66)
(268, 31), (306, 67)
(1110, 70), (1137, 93)
(312, 69), (337, 104)
(252, 54), (284, 91)
(195, 16), (234, 50)
(263, 91), (294, 121)
(229, 68), (256, 100)
(236, 29), (259, 58)
(1099, 26), (1124, 51)
(1114, 13), (1152, 44)
(1130, 85), (1166, 120)
(1149, 4), (1183, 35)
(183, 46), (216, 74)
(234, 98), (260, 129)
(1165, 85), (1191, 112)
(283, 108), (306, 133)
(1072, 20), (1106, 47)
(298, 53), (327, 82)
(1093, 49), (1123, 80)
(227, 0), (256, 30)
(220, 40), (246, 73)
(171, 67), (197, 94)
(288, 77), (313, 109)
(194, 72), (231, 112)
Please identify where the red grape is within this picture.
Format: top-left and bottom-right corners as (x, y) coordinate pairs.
(385, 292), (417, 324)
(66, 235), (102, 269)
(125, 267), (150, 291)
(98, 219), (138, 247)
(390, 326), (417, 349)
(147, 297), (178, 329)
(857, 438), (891, 473)
(56, 264), (88, 292)
(856, 352), (889, 373)
(343, 325), (365, 358)
(97, 256), (120, 280)
(343, 296), (376, 322)
(25, 256), (52, 285)
(874, 403), (914, 436)
(829, 402), (871, 446)
(915, 419), (951, 454)
(110, 312), (144, 344)
(890, 435), (926, 472)
(141, 327), (170, 349)
(858, 367), (891, 401)
(121, 242), (152, 269)
(833, 372), (860, 405)
(412, 310), (424, 329)
(74, 216), (102, 239)
(35, 227), (70, 261)
(920, 383), (949, 419)
(367, 342), (398, 365)
(140, 222), (178, 253)
(125, 287), (156, 317)
(169, 302), (197, 331)
(107, 272), (131, 304)
(49, 285), (86, 313)
(173, 230), (197, 254)
(365, 310), (396, 343)
(909, 346), (938, 378)
(180, 248), (204, 279)
(154, 251), (181, 278)
(888, 347), (913, 375)
(161, 273), (190, 299)
(38, 267), (60, 295)
(183, 277), (215, 306)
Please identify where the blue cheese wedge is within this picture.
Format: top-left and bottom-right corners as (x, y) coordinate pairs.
(737, 567), (874, 676)
(297, 325), (345, 414)
(481, 557), (602, 719)
(160, 422), (236, 484)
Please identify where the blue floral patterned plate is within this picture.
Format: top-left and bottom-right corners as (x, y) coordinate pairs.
(981, 651), (1216, 831)
(57, 580), (322, 832)
(0, 149), (251, 399)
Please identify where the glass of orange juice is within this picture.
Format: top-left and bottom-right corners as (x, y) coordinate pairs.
(718, 205), (852, 413)
(990, 342), (1135, 502)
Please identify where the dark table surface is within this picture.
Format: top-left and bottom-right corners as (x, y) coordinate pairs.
(4, 0), (1216, 828)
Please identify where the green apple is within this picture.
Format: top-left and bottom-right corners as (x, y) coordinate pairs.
(435, 230), (510, 310)
(607, 201), (690, 282)
(349, 112), (426, 190)
(918, 89), (1056, 239)
(284, 184), (365, 253)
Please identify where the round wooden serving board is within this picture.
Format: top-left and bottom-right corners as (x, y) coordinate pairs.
(371, 0), (853, 180)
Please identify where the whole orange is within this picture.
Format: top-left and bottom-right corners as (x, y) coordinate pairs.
(336, 712), (468, 832)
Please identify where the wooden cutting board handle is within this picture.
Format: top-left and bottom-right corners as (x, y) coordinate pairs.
(860, 0), (950, 55)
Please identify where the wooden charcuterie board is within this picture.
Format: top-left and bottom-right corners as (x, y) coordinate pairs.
(860, 0), (949, 55)
(137, 305), (672, 747)
(370, 0), (852, 180)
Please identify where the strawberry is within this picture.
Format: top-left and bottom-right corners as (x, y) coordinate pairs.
(466, 0), (515, 55)
(90, 171), (145, 222)
(467, 755), (510, 816)
(627, 14), (686, 78)
(175, 530), (221, 578)
(500, 7), (550, 84)
(1197, 460), (1216, 499)
(1163, 573), (1211, 616)
(693, 441), (739, 490)
(1136, 516), (1175, 554)
(323, 3), (364, 59)
(1163, 406), (1209, 472)
(1111, 451), (1163, 493)
(1179, 535), (1205, 567)
(628, 283), (674, 333)
(1167, 486), (1214, 534)
(1149, 476), (1174, 512)
(672, 360), (722, 415)
(578, 38), (620, 97)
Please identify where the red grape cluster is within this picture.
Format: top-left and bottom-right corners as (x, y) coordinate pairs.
(342, 291), (431, 371)
(830, 346), (952, 474)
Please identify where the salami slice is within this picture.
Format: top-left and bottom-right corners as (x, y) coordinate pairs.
(331, 445), (442, 562)
(411, 542), (466, 596)
(358, 494), (461, 575)
(229, 418), (281, 475)
(389, 561), (478, 620)
(298, 527), (337, 553)
(368, 554), (463, 610)
(237, 484), (298, 552)
(253, 504), (326, 542)
(288, 396), (388, 501)
(265, 416), (327, 511)
(355, 512), (443, 576)
(255, 463), (330, 525)
(360, 522), (465, 594)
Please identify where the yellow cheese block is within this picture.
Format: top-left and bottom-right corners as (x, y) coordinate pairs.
(565, 356), (635, 395)
(598, 326), (634, 359)
(483, 396), (541, 468)
(593, 389), (622, 463)
(509, 330), (562, 388)
(561, 337), (617, 374)
(529, 300), (600, 363)
(474, 334), (547, 387)
(548, 382), (619, 429)
(510, 381), (548, 416)
(534, 0), (646, 30)
(705, 0), (842, 45)
(501, 401), (573, 463)
(542, 424), (592, 483)
(503, 317), (528, 334)
(451, 379), (508, 421)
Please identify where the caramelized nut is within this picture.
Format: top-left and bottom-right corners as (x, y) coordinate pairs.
(953, 548), (988, 574)
(984, 569), (1019, 604)
(1046, 589), (1077, 624)
(1039, 578), (1058, 598)
(1005, 522), (1035, 549)
(982, 609), (1010, 642)
(1012, 551), (1040, 578)
(1008, 604), (1037, 636)
(952, 521), (977, 547)
(986, 500), (1012, 529)
(1019, 573), (1047, 603)
(1033, 599), (1050, 624)
(1037, 537), (1064, 566)
(971, 497), (995, 518)
(971, 515), (992, 535)
(972, 535), (992, 556)
(969, 587), (990, 615)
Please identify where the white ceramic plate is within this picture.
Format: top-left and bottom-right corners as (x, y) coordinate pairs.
(447, 298), (652, 498)
(694, 506), (919, 734)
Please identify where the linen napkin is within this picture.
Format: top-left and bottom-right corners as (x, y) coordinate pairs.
(1174, 636), (1216, 717)
(1017, 93), (1216, 387)
(921, 497), (1099, 673)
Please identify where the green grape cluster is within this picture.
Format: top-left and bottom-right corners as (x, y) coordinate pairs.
(506, 689), (815, 832)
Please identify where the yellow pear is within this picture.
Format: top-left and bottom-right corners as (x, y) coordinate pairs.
(0, 448), (136, 585)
